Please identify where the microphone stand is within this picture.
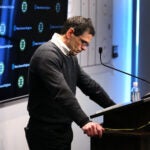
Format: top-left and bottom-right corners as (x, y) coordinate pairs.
(99, 47), (150, 84)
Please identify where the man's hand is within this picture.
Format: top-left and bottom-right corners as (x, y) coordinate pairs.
(82, 122), (104, 138)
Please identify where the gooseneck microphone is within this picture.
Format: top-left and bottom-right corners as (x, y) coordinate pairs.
(99, 47), (150, 84)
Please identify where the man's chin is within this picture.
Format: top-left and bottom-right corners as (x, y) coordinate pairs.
(69, 51), (78, 56)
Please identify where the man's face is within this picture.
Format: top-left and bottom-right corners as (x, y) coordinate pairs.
(68, 31), (93, 55)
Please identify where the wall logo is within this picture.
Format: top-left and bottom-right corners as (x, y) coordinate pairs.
(18, 76), (24, 88)
(0, 23), (6, 35)
(0, 62), (4, 75)
(21, 0), (28, 13)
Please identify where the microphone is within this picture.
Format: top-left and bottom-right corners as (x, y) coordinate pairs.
(99, 47), (150, 84)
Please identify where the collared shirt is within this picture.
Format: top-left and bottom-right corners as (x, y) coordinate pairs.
(51, 33), (70, 56)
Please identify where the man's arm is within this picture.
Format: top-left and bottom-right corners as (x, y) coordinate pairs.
(77, 67), (116, 108)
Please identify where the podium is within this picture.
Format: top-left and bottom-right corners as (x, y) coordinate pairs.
(90, 98), (150, 150)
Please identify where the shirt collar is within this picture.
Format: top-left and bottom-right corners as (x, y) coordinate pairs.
(51, 33), (71, 56)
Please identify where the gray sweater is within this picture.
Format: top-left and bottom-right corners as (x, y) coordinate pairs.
(27, 40), (115, 128)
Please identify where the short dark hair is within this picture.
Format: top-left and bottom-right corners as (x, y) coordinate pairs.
(61, 16), (95, 36)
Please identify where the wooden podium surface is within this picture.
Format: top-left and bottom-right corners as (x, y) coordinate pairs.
(90, 98), (150, 150)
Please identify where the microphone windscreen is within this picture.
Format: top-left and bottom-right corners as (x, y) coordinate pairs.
(99, 47), (103, 54)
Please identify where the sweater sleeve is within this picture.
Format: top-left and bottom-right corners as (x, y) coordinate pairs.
(77, 66), (116, 108)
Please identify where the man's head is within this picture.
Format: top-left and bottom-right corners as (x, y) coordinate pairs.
(61, 16), (95, 36)
(60, 16), (95, 55)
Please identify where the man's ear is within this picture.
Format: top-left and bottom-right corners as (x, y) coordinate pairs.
(66, 27), (74, 39)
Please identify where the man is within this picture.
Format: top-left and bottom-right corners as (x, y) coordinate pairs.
(25, 16), (116, 150)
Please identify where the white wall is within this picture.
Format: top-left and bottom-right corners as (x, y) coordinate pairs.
(112, 0), (133, 103)
(0, 100), (29, 149)
(0, 0), (133, 150)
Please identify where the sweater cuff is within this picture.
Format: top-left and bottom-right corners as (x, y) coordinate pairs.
(79, 118), (91, 128)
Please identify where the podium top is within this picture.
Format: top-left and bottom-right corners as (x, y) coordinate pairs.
(90, 98), (150, 119)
